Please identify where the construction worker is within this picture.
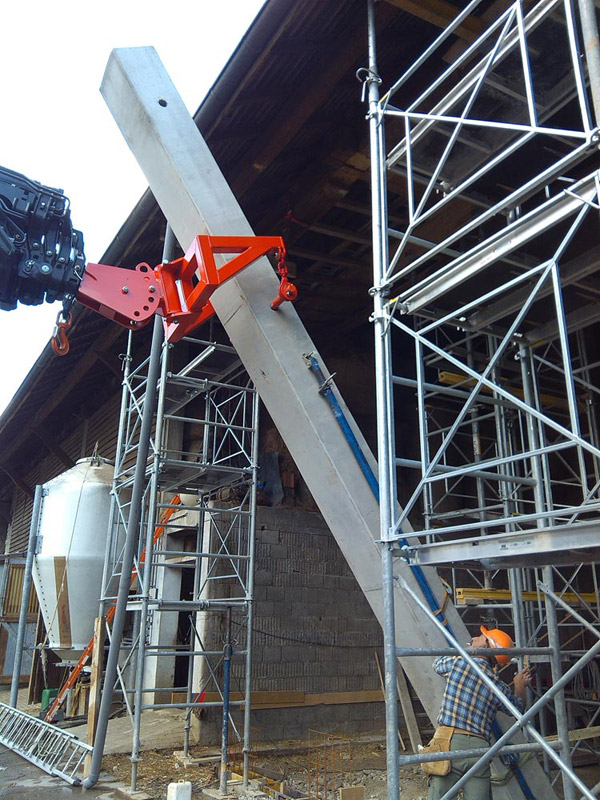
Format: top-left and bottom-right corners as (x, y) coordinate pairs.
(427, 626), (533, 800)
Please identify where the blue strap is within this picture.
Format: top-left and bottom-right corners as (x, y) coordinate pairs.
(308, 354), (537, 800)
(307, 355), (449, 626)
(491, 720), (537, 800)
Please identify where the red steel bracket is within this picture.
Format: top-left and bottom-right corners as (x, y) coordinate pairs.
(157, 234), (286, 342)
(76, 235), (286, 343)
(77, 262), (160, 328)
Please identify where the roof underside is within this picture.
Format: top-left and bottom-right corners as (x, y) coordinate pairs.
(1, 0), (599, 503)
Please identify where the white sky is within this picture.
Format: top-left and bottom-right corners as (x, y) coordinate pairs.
(0, 0), (265, 413)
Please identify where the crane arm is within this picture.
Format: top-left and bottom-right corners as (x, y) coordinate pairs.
(0, 165), (84, 311)
(0, 164), (294, 346)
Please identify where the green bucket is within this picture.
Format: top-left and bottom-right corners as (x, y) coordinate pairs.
(40, 688), (58, 715)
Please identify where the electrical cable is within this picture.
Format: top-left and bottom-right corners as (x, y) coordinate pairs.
(214, 614), (383, 651)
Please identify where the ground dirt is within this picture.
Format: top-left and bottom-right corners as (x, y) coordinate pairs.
(103, 750), (216, 796)
(101, 739), (600, 800)
(102, 738), (429, 800)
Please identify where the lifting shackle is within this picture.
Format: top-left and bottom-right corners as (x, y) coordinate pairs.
(271, 246), (298, 310)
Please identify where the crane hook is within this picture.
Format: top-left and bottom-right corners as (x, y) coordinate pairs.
(51, 311), (73, 356)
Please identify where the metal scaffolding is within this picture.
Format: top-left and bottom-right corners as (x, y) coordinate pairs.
(95, 313), (259, 790)
(367, 1), (600, 799)
(97, 46), (488, 800)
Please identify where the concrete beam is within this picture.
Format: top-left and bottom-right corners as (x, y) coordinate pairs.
(100, 48), (555, 800)
(101, 42), (451, 716)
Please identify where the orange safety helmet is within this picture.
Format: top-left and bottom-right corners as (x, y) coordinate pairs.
(480, 625), (513, 666)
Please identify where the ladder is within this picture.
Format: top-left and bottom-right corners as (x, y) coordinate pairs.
(0, 702), (92, 785)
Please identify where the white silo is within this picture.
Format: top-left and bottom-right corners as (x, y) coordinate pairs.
(32, 457), (114, 663)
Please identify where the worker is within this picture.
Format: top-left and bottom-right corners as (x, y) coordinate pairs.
(427, 625), (533, 800)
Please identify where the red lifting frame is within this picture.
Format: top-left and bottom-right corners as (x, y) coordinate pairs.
(77, 235), (286, 343)
(157, 234), (285, 342)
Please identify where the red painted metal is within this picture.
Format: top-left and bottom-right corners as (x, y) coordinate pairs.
(77, 262), (160, 328)
(270, 279), (298, 310)
(270, 246), (298, 310)
(50, 311), (73, 356)
(157, 234), (286, 342)
(75, 235), (286, 343)
(44, 237), (290, 718)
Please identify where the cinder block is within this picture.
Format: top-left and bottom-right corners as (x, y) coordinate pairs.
(281, 645), (306, 663)
(323, 575), (339, 590)
(167, 781), (192, 800)
(252, 585), (268, 601)
(255, 542), (271, 559)
(277, 531), (296, 546)
(307, 573), (324, 588)
(257, 601), (276, 617)
(283, 571), (303, 587)
(269, 543), (289, 559)
(254, 615), (281, 633)
(266, 585), (286, 602)
(254, 570), (273, 586)
(318, 588), (338, 606)
(290, 602), (308, 618)
(258, 529), (281, 545)
(285, 586), (304, 604)
(262, 646), (282, 662)
(339, 575), (358, 592)
(300, 586), (313, 604)
(205, 506), (383, 744)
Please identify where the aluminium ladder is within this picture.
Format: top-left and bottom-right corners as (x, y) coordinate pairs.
(0, 701), (92, 785)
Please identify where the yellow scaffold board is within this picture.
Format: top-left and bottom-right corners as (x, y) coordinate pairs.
(456, 588), (599, 605)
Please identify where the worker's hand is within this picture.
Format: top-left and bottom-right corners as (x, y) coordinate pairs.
(513, 666), (534, 699)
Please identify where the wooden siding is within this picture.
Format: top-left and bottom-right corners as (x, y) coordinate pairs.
(1, 563), (39, 619)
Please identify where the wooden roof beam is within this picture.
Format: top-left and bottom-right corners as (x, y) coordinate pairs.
(382, 0), (485, 41)
(0, 466), (34, 500)
(231, 14), (383, 198)
(308, 222), (371, 247)
(93, 349), (125, 381)
(30, 326), (124, 430)
(442, 0), (529, 62)
(288, 247), (366, 271)
(0, 323), (125, 467)
(31, 427), (76, 470)
(203, 0), (324, 140)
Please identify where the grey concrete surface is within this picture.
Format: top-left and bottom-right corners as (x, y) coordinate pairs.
(0, 744), (122, 799)
(67, 708), (187, 756)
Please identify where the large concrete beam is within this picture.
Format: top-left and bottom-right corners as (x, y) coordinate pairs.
(101, 48), (555, 799)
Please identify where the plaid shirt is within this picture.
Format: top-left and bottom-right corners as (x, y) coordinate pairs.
(434, 655), (523, 741)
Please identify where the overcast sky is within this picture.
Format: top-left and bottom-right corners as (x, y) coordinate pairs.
(0, 0), (265, 413)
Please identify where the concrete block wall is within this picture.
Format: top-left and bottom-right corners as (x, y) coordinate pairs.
(247, 701), (386, 742)
(197, 506), (388, 744)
